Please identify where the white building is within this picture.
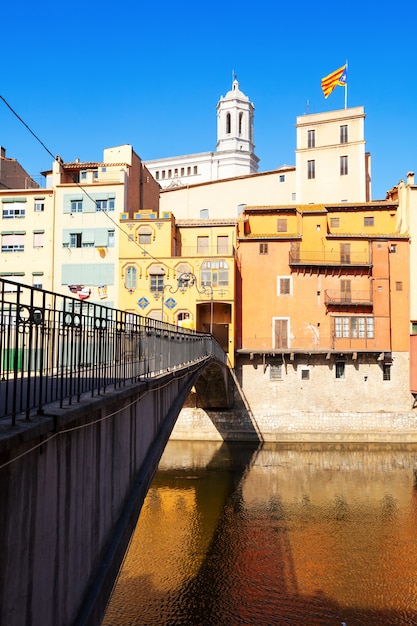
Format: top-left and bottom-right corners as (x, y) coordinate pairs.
(145, 79), (259, 189)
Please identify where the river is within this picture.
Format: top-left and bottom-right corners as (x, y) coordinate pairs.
(102, 441), (417, 625)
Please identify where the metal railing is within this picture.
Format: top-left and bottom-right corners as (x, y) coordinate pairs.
(289, 250), (371, 266)
(0, 279), (226, 424)
(324, 290), (373, 306)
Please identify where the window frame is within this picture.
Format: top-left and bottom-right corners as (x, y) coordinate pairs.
(340, 155), (348, 176)
(307, 160), (315, 180)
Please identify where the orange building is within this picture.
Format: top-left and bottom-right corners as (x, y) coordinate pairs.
(236, 201), (411, 413)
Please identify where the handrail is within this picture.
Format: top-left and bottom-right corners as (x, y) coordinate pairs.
(0, 278), (226, 424)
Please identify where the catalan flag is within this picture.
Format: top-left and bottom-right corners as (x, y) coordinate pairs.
(321, 64), (347, 99)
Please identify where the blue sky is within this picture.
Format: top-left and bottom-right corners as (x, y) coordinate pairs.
(2, 0), (415, 200)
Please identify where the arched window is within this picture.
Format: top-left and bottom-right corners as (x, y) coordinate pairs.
(149, 264), (165, 293)
(138, 226), (152, 244)
(125, 266), (137, 290)
(239, 112), (243, 135)
(226, 112), (231, 134)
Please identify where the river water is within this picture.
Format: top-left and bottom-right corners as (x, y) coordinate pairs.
(102, 441), (417, 625)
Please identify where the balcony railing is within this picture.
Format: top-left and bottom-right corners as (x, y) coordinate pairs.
(238, 334), (384, 353)
(324, 290), (373, 307)
(289, 250), (371, 267)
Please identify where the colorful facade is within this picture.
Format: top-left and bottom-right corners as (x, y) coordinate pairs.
(236, 201), (411, 412)
(118, 212), (237, 365)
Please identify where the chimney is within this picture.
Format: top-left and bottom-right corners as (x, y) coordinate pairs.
(407, 171), (415, 185)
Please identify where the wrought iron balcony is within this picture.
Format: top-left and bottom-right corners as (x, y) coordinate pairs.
(289, 250), (371, 268)
(324, 290), (373, 307)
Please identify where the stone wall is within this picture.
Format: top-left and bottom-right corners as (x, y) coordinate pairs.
(171, 352), (417, 442)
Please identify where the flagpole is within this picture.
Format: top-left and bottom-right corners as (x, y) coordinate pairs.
(345, 59), (348, 109)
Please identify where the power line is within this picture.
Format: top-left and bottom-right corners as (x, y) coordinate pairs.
(0, 94), (174, 273)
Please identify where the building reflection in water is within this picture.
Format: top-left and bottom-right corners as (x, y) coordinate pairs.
(103, 441), (417, 625)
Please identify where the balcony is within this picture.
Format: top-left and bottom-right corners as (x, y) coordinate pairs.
(289, 250), (371, 268)
(324, 290), (373, 308)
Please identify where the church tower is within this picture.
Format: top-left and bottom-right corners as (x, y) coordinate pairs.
(216, 78), (259, 177)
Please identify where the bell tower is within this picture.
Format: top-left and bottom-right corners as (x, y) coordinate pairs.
(216, 77), (258, 175)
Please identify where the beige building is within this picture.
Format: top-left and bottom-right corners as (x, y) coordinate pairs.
(48, 145), (159, 308)
(160, 105), (371, 220)
(0, 188), (55, 291)
(295, 106), (371, 204)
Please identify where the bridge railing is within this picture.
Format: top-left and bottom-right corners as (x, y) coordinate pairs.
(0, 278), (226, 424)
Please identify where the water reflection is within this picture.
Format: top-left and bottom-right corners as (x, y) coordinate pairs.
(102, 442), (417, 625)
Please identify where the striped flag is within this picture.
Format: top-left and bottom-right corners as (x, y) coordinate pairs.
(321, 64), (347, 98)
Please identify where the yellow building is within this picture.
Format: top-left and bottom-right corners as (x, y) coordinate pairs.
(118, 212), (237, 365)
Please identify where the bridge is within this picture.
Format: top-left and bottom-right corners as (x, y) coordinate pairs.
(0, 278), (236, 626)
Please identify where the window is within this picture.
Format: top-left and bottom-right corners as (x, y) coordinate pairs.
(2, 204), (25, 218)
(217, 236), (228, 254)
(193, 166), (198, 175)
(330, 217), (340, 228)
(168, 170), (172, 178)
(174, 169), (178, 177)
(341, 280), (351, 302)
(155, 171), (159, 180)
(301, 369), (310, 380)
(334, 316), (374, 339)
(307, 129), (315, 148)
(382, 364), (391, 381)
(96, 199), (115, 212)
(150, 274), (164, 293)
(93, 170), (98, 180)
(396, 281), (403, 291)
(340, 155), (348, 175)
(335, 362), (345, 379)
(239, 112), (243, 135)
(226, 112), (231, 134)
(107, 231), (115, 247)
(33, 231), (44, 248)
(277, 218), (287, 233)
(161, 171), (165, 179)
(125, 266), (137, 290)
(307, 160), (315, 179)
(187, 167), (191, 175)
(291, 192), (296, 201)
(279, 174), (285, 183)
(259, 243), (268, 255)
(80, 170), (87, 180)
(340, 125), (348, 144)
(180, 168), (184, 176)
(34, 202), (44, 212)
(270, 364), (283, 381)
(32, 274), (43, 289)
(70, 233), (82, 248)
(277, 276), (292, 296)
(138, 226), (152, 244)
(201, 259), (228, 287)
(197, 236), (209, 254)
(200, 209), (209, 219)
(71, 200), (83, 213)
(340, 243), (350, 264)
(273, 318), (289, 349)
(1, 233), (24, 252)
(364, 216), (374, 227)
